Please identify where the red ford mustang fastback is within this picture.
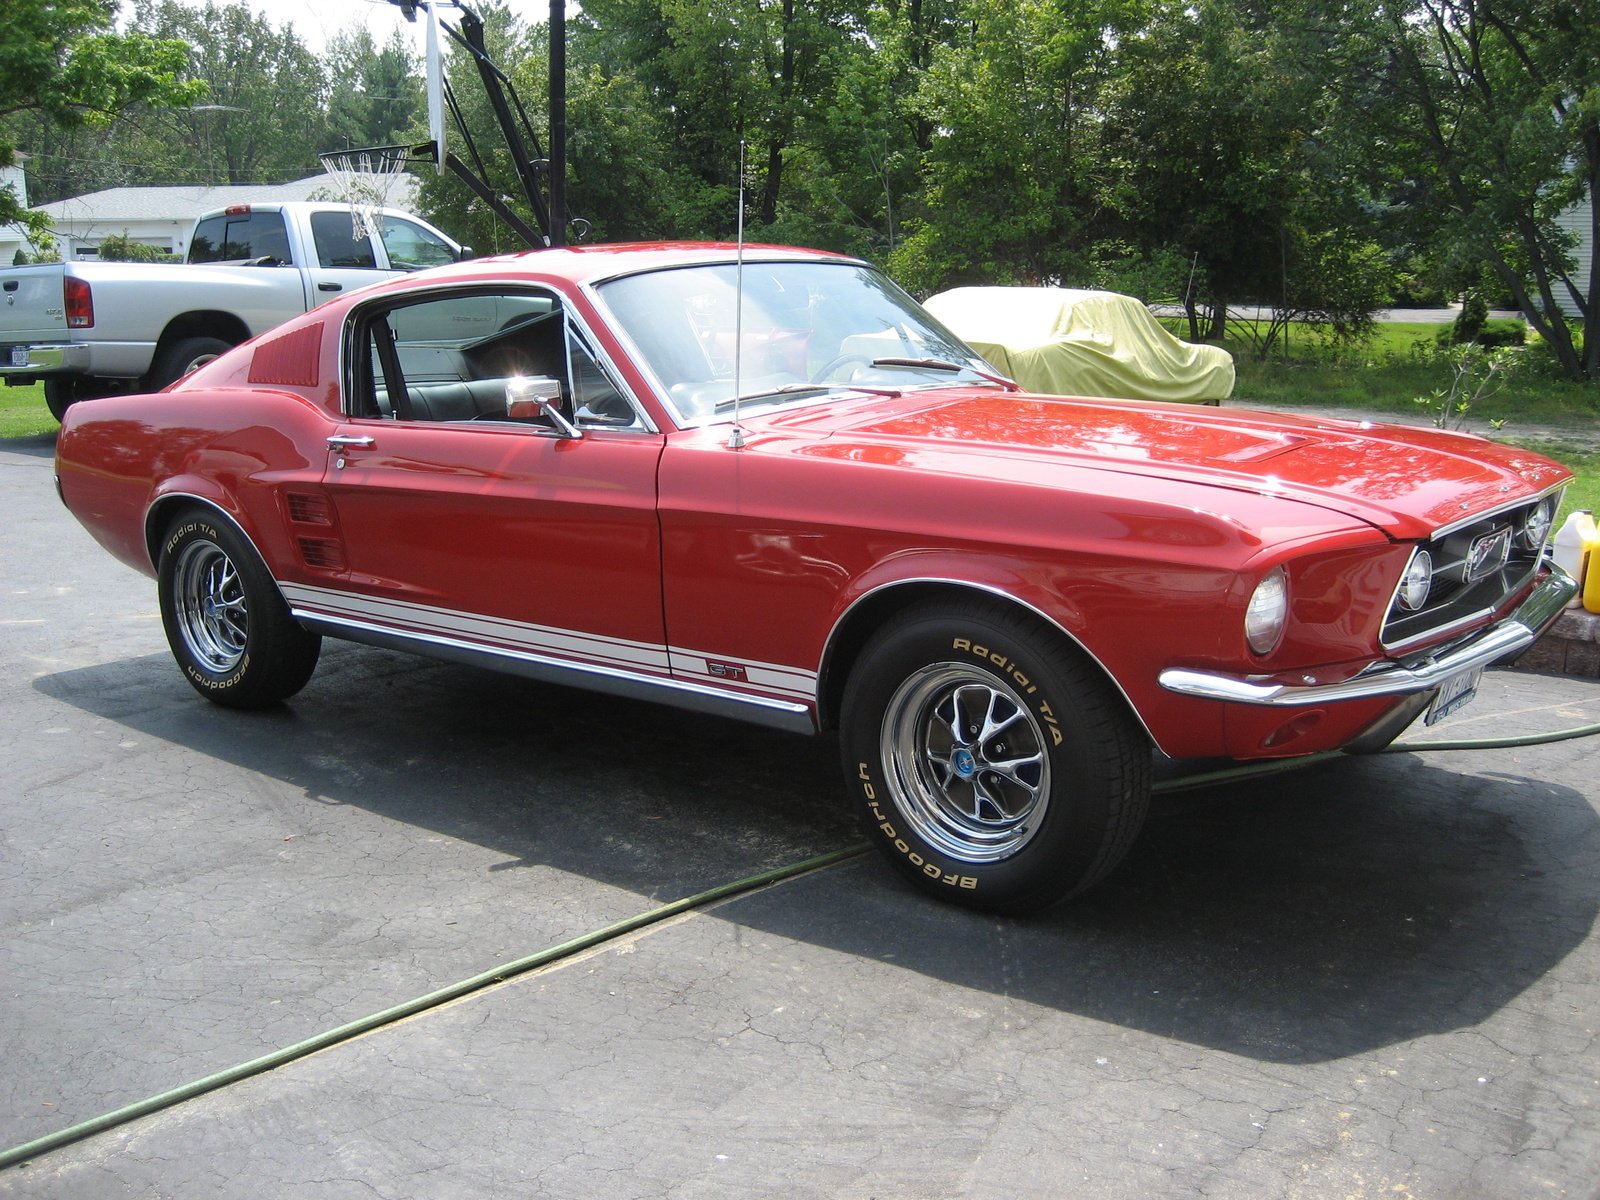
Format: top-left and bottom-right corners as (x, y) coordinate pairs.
(54, 243), (1576, 912)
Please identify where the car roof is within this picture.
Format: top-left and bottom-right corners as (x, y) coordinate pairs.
(415, 241), (866, 290)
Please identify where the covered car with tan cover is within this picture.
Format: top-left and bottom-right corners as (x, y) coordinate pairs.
(924, 286), (1235, 404)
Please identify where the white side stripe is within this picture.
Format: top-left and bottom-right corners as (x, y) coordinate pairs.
(280, 582), (818, 701)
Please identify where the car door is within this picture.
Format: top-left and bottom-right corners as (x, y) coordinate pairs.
(314, 284), (670, 678)
(303, 210), (400, 307)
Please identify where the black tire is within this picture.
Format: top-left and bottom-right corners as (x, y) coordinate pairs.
(43, 380), (77, 423)
(44, 377), (123, 423)
(157, 512), (321, 709)
(840, 599), (1151, 914)
(148, 336), (232, 390)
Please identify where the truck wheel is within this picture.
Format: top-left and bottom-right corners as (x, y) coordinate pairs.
(840, 599), (1151, 914)
(44, 378), (122, 422)
(149, 336), (232, 390)
(158, 511), (321, 709)
(44, 380), (79, 423)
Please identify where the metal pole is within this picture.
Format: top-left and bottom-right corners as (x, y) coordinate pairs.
(549, 0), (567, 248)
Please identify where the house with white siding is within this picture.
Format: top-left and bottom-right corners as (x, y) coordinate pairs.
(23, 172), (419, 261)
(1, 158), (30, 264)
(1552, 193), (1594, 318)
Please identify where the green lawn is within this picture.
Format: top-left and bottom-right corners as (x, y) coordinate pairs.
(1221, 321), (1599, 428)
(0, 383), (56, 439)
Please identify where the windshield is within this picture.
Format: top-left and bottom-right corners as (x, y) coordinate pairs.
(594, 260), (1001, 424)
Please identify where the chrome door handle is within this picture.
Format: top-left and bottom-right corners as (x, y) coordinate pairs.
(326, 435), (376, 450)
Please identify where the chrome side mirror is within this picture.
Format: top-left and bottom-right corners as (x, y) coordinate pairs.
(505, 376), (581, 439)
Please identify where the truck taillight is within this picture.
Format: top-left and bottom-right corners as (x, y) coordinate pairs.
(64, 276), (94, 329)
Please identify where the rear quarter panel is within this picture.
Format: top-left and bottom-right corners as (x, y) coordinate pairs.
(56, 384), (336, 579)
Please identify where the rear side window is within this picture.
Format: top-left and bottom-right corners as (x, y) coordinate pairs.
(309, 212), (379, 269)
(189, 212), (293, 264)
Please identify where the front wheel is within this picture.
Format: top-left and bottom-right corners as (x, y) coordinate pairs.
(840, 600), (1151, 913)
(157, 512), (321, 708)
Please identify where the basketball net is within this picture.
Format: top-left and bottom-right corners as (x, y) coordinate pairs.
(317, 145), (412, 240)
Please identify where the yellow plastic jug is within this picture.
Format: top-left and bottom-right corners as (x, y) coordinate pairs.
(1584, 519), (1600, 614)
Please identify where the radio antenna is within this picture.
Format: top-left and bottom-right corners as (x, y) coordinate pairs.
(727, 139), (748, 451)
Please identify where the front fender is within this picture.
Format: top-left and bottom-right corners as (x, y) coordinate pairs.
(814, 549), (1233, 757)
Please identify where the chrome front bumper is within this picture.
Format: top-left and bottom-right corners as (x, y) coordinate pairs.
(1159, 567), (1579, 707)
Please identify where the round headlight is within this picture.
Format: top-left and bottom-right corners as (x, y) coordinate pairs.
(1522, 495), (1556, 550)
(1398, 549), (1433, 611)
(1245, 566), (1289, 655)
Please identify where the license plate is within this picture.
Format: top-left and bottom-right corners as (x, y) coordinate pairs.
(1425, 667), (1482, 726)
(9, 347), (26, 367)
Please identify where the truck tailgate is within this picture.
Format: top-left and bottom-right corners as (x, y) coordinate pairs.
(0, 267), (69, 346)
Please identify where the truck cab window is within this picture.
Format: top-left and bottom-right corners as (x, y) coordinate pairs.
(309, 212), (379, 269)
(189, 211), (294, 265)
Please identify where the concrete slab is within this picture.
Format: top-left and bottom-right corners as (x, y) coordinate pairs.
(3, 436), (1598, 1198)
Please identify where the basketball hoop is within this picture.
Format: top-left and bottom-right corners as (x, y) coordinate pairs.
(316, 144), (417, 240)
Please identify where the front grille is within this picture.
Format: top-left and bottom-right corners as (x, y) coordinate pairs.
(1381, 491), (1560, 650)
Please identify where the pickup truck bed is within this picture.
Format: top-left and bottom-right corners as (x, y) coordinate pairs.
(2, 201), (461, 419)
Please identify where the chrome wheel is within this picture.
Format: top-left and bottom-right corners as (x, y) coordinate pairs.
(880, 663), (1051, 863)
(172, 539), (249, 672)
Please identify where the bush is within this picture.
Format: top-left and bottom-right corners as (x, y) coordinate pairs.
(1450, 291), (1489, 344)
(1475, 318), (1526, 348)
(95, 232), (179, 263)
(1434, 314), (1527, 350)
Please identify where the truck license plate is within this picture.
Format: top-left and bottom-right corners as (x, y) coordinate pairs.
(9, 347), (27, 367)
(1424, 667), (1482, 726)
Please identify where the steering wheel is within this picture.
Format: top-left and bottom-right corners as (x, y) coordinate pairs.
(809, 353), (875, 384)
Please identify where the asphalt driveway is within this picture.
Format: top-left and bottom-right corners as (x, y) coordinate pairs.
(3, 433), (1598, 1198)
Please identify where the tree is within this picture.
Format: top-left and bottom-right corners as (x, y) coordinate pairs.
(324, 26), (425, 153)
(128, 1), (329, 185)
(573, 0), (863, 241)
(887, 0), (1140, 295)
(756, 0), (959, 258)
(1371, 0), (1600, 379)
(1080, 0), (1412, 348)
(0, 0), (198, 233)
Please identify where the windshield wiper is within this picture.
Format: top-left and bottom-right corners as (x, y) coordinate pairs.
(715, 383), (830, 411)
(871, 357), (1020, 391)
(714, 381), (903, 411)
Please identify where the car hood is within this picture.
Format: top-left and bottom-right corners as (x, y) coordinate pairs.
(765, 390), (1570, 539)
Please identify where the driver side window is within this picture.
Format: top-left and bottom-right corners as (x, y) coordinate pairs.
(344, 287), (643, 430)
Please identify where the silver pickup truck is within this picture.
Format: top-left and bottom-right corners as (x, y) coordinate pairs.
(1, 201), (464, 420)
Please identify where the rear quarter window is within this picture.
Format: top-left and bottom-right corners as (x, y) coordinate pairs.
(189, 212), (293, 264)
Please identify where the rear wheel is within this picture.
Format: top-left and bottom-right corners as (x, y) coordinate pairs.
(148, 336), (232, 390)
(157, 512), (320, 708)
(840, 599), (1151, 913)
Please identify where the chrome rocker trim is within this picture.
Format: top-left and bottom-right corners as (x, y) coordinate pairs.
(1158, 567), (1578, 707)
(292, 608), (819, 735)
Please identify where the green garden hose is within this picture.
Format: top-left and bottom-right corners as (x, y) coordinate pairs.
(0, 843), (869, 1172)
(3, 716), (1596, 1172)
